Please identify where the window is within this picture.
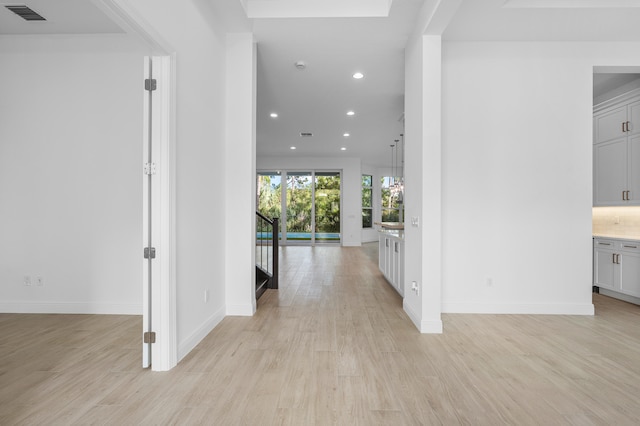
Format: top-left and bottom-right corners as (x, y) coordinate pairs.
(381, 176), (402, 222)
(362, 175), (372, 228)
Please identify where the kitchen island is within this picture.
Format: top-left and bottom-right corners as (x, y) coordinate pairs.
(378, 226), (404, 296)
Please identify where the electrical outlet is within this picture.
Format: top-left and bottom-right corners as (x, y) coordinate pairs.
(35, 276), (44, 287)
(23, 275), (31, 286)
(204, 289), (209, 303)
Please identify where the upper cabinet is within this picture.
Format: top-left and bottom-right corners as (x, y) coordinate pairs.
(594, 90), (640, 206)
(595, 105), (627, 143)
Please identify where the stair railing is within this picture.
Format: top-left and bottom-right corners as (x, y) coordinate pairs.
(256, 212), (279, 299)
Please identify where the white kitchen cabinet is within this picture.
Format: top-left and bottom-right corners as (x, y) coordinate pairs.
(379, 236), (387, 278)
(594, 138), (628, 205)
(378, 230), (404, 296)
(593, 239), (616, 290)
(391, 239), (404, 296)
(594, 105), (627, 144)
(593, 237), (640, 301)
(594, 91), (640, 206)
(619, 245), (640, 298)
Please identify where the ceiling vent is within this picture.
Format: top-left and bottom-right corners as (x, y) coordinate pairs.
(300, 132), (313, 137)
(5, 5), (46, 21)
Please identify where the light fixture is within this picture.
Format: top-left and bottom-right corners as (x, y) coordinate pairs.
(353, 72), (364, 79)
(341, 147), (347, 151)
(347, 111), (355, 116)
(290, 146), (296, 150)
(389, 135), (404, 203)
(295, 61), (306, 70)
(270, 112), (278, 118)
(343, 133), (350, 137)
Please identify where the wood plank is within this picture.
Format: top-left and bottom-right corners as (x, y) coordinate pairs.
(1, 244), (640, 424)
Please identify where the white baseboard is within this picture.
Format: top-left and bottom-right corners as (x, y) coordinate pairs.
(226, 303), (255, 316)
(342, 242), (361, 247)
(403, 300), (443, 334)
(420, 319), (443, 333)
(0, 301), (141, 315)
(598, 289), (640, 305)
(177, 305), (225, 362)
(442, 302), (595, 315)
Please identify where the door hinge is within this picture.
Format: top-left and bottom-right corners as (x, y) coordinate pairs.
(143, 331), (156, 344)
(145, 78), (157, 91)
(144, 247), (156, 259)
(144, 162), (156, 175)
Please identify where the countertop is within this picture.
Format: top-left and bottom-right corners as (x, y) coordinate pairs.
(374, 221), (404, 230)
(593, 234), (640, 242)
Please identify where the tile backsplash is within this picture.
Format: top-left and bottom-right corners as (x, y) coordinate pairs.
(593, 206), (640, 239)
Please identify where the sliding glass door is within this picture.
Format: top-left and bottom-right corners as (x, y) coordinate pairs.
(314, 172), (340, 242)
(286, 172), (313, 242)
(257, 170), (341, 245)
(257, 171), (282, 239)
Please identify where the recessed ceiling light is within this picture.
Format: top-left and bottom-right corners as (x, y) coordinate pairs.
(341, 147), (347, 151)
(290, 146), (296, 150)
(353, 72), (364, 79)
(343, 133), (350, 137)
(270, 112), (278, 118)
(347, 111), (355, 116)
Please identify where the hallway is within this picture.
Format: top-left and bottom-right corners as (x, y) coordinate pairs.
(1, 245), (640, 424)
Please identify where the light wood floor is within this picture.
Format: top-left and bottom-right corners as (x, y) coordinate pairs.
(2, 244), (640, 425)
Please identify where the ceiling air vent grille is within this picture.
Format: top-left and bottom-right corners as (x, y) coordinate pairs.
(300, 132), (313, 137)
(5, 5), (46, 21)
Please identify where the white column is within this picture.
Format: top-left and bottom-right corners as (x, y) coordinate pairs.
(403, 34), (443, 333)
(225, 33), (257, 315)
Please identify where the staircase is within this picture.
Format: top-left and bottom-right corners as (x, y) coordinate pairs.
(256, 212), (279, 300)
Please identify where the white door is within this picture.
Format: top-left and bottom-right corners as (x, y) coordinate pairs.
(627, 134), (640, 204)
(619, 251), (640, 298)
(593, 244), (616, 290)
(142, 57), (156, 368)
(142, 56), (175, 370)
(594, 138), (627, 205)
(595, 106), (627, 144)
(627, 99), (640, 137)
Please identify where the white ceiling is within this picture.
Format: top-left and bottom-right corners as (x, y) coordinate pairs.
(240, 0), (394, 18)
(6, 0), (640, 166)
(251, 0), (423, 166)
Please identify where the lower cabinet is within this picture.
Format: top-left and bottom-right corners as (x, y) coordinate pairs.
(593, 237), (640, 300)
(378, 231), (404, 296)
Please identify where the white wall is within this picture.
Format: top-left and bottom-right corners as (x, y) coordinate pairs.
(440, 41), (640, 314)
(257, 156), (362, 246)
(121, 0), (229, 361)
(225, 33), (257, 316)
(0, 36), (147, 314)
